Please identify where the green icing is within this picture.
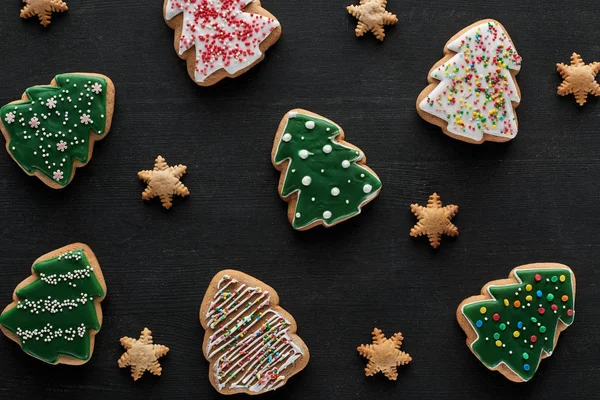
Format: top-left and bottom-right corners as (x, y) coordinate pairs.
(0, 74), (109, 187)
(0, 249), (105, 364)
(462, 268), (575, 381)
(273, 112), (382, 229)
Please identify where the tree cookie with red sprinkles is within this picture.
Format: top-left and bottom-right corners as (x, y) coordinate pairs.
(417, 19), (522, 144)
(163, 0), (281, 86)
(457, 263), (575, 382)
(200, 270), (310, 395)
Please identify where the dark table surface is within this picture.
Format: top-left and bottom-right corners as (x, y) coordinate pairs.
(0, 0), (598, 399)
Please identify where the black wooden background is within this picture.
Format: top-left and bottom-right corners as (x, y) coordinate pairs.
(0, 1), (598, 399)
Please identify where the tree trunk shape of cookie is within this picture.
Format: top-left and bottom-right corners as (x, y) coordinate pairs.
(458, 265), (575, 382)
(272, 110), (382, 230)
(0, 245), (106, 365)
(200, 271), (310, 395)
(417, 20), (522, 144)
(0, 73), (114, 188)
(164, 0), (281, 86)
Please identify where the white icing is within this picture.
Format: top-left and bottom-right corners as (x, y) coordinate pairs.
(165, 0), (280, 83)
(363, 184), (372, 193)
(204, 276), (304, 393)
(341, 160), (350, 168)
(419, 21), (522, 142)
(305, 121), (315, 129)
(323, 211), (332, 219)
(301, 176), (311, 186)
(331, 187), (340, 196)
(299, 150), (309, 159)
(322, 145), (332, 154)
(282, 133), (292, 142)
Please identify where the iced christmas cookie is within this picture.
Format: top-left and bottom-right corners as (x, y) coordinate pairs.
(557, 53), (600, 106)
(357, 328), (411, 380)
(457, 264), (575, 382)
(272, 109), (382, 230)
(0, 73), (115, 189)
(0, 244), (106, 365)
(118, 328), (170, 381)
(200, 270), (309, 395)
(347, 0), (398, 41)
(21, 0), (68, 27)
(163, 0), (281, 86)
(417, 20), (522, 144)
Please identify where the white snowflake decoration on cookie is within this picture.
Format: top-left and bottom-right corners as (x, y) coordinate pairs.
(46, 98), (57, 109)
(4, 112), (15, 124)
(165, 0), (280, 83)
(29, 116), (40, 129)
(56, 141), (68, 152)
(53, 170), (64, 182)
(80, 114), (92, 125)
(91, 83), (103, 94)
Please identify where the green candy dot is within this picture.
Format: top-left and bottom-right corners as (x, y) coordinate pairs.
(551, 276), (558, 283)
(522, 353), (529, 360)
(499, 323), (506, 331)
(546, 293), (554, 301)
(531, 317), (537, 323)
(493, 333), (501, 340)
(539, 326), (547, 333)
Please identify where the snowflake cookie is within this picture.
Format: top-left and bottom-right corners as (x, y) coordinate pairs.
(200, 270), (310, 395)
(410, 193), (458, 249)
(0, 243), (106, 365)
(20, 0), (68, 27)
(557, 53), (600, 106)
(118, 328), (170, 381)
(272, 109), (382, 230)
(357, 328), (412, 380)
(417, 19), (522, 144)
(457, 264), (575, 382)
(163, 0), (281, 86)
(138, 156), (190, 209)
(346, 0), (398, 41)
(0, 73), (115, 189)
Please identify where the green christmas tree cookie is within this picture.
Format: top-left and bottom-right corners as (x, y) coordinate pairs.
(457, 263), (575, 382)
(0, 243), (106, 365)
(272, 109), (382, 230)
(0, 73), (115, 188)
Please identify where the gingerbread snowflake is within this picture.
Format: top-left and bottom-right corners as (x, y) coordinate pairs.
(138, 156), (189, 209)
(346, 0), (398, 41)
(557, 53), (600, 106)
(20, 0), (68, 27)
(410, 193), (458, 249)
(357, 328), (412, 380)
(118, 328), (169, 381)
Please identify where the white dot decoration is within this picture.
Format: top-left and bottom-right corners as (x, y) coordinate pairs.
(302, 176), (312, 186)
(299, 150), (309, 159)
(342, 160), (350, 168)
(331, 187), (340, 196)
(289, 111), (298, 118)
(305, 121), (315, 129)
(363, 184), (373, 193)
(322, 145), (332, 154)
(295, 212), (301, 218)
(282, 133), (292, 142)
(323, 211), (332, 219)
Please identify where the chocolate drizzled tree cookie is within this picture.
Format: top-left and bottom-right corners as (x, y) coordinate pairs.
(0, 73), (115, 188)
(272, 109), (382, 230)
(417, 20), (522, 144)
(200, 270), (310, 395)
(0, 244), (106, 365)
(457, 264), (575, 382)
(163, 0), (281, 86)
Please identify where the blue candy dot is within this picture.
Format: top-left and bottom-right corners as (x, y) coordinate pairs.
(523, 364), (531, 371)
(536, 290), (543, 298)
(517, 321), (523, 329)
(476, 320), (483, 328)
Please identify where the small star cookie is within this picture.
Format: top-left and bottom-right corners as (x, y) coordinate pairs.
(410, 193), (458, 248)
(346, 0), (398, 41)
(138, 156), (190, 209)
(20, 0), (68, 27)
(118, 328), (169, 381)
(557, 53), (600, 106)
(357, 328), (412, 380)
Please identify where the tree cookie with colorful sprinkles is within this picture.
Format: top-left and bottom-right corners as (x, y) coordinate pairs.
(457, 263), (575, 382)
(0, 243), (106, 365)
(417, 19), (522, 144)
(0, 73), (115, 189)
(163, 0), (281, 86)
(272, 109), (382, 230)
(200, 270), (310, 395)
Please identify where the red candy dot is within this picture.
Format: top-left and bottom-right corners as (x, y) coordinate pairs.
(530, 335), (537, 343)
(493, 313), (500, 321)
(535, 274), (542, 282)
(567, 309), (573, 316)
(551, 304), (558, 311)
(538, 307), (545, 315)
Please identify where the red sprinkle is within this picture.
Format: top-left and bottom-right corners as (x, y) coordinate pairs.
(530, 335), (537, 343)
(535, 274), (542, 282)
(493, 313), (500, 321)
(567, 309), (573, 316)
(538, 307), (545, 315)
